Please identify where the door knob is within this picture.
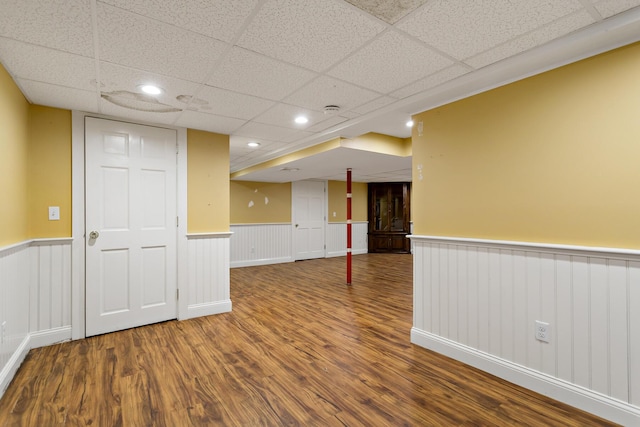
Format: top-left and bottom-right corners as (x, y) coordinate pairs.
(295, 224), (299, 228)
(89, 230), (99, 239)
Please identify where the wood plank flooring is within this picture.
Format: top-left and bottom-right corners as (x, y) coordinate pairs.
(0, 254), (615, 426)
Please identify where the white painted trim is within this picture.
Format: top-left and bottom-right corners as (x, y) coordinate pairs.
(326, 248), (368, 258)
(411, 328), (640, 426)
(184, 300), (232, 320)
(29, 326), (72, 349)
(409, 235), (640, 259)
(326, 221), (368, 225)
(0, 336), (30, 397)
(187, 232), (233, 239)
(0, 238), (72, 253)
(177, 127), (188, 321)
(231, 223), (291, 226)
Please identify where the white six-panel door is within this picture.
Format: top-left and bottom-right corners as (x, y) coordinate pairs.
(292, 180), (326, 261)
(85, 117), (177, 336)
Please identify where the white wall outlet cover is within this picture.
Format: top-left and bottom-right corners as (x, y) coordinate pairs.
(48, 206), (60, 220)
(535, 320), (551, 343)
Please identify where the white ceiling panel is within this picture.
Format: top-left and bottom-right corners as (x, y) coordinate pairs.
(99, 97), (182, 126)
(0, 38), (96, 91)
(398, 0), (584, 60)
(194, 85), (275, 120)
(207, 47), (316, 101)
(19, 80), (99, 113)
(328, 30), (454, 93)
(284, 75), (381, 112)
(97, 3), (227, 82)
(594, 0), (640, 18)
(391, 64), (470, 99)
(175, 110), (247, 135)
(0, 0), (93, 56)
(237, 0), (386, 71)
(2, 0), (640, 182)
(98, 0), (260, 43)
(466, 10), (596, 69)
(252, 103), (325, 130)
(234, 121), (301, 142)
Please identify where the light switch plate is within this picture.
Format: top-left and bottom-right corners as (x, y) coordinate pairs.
(48, 206), (60, 221)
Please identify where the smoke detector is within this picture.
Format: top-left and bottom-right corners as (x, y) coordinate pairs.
(323, 105), (340, 115)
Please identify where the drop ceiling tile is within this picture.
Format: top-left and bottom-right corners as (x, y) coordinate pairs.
(351, 96), (397, 115)
(237, 0), (386, 71)
(0, 0), (93, 56)
(99, 0), (260, 43)
(208, 47), (316, 101)
(305, 115), (350, 133)
(397, 0), (583, 60)
(284, 76), (381, 112)
(97, 3), (227, 82)
(344, 0), (429, 24)
(466, 11), (595, 69)
(252, 103), (325, 130)
(328, 30), (453, 94)
(99, 97), (182, 126)
(99, 62), (202, 110)
(234, 121), (301, 142)
(175, 110), (247, 134)
(279, 130), (314, 144)
(391, 64), (470, 99)
(194, 85), (275, 120)
(0, 38), (96, 91)
(19, 80), (98, 112)
(594, 0), (640, 18)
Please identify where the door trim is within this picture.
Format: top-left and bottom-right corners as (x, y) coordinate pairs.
(71, 111), (188, 339)
(291, 180), (327, 261)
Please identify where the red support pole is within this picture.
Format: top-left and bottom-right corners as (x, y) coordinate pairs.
(347, 168), (352, 285)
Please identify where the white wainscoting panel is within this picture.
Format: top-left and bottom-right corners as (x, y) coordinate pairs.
(230, 224), (292, 268)
(411, 235), (640, 425)
(1, 238), (72, 398)
(326, 222), (368, 257)
(185, 233), (232, 319)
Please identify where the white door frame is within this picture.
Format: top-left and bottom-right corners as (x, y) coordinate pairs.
(71, 111), (189, 339)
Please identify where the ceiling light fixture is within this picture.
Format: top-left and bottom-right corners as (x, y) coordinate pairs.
(139, 84), (163, 95)
(294, 115), (309, 124)
(247, 141), (260, 148)
(406, 119), (414, 127)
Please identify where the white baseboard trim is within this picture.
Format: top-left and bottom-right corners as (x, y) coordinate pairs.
(326, 249), (368, 258)
(0, 336), (30, 398)
(231, 256), (293, 268)
(185, 300), (232, 319)
(29, 326), (72, 349)
(411, 328), (640, 426)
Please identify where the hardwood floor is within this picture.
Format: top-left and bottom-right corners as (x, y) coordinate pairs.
(0, 254), (615, 426)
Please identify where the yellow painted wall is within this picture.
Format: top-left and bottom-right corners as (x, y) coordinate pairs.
(187, 129), (230, 232)
(412, 42), (640, 249)
(28, 105), (72, 238)
(0, 63), (29, 246)
(230, 181), (291, 224)
(327, 180), (367, 222)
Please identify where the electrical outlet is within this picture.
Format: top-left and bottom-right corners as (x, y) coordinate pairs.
(1, 321), (6, 344)
(535, 320), (551, 343)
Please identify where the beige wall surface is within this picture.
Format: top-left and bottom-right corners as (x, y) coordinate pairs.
(230, 181), (291, 224)
(412, 42), (640, 249)
(327, 180), (367, 222)
(187, 129), (230, 233)
(28, 106), (72, 238)
(0, 64), (30, 246)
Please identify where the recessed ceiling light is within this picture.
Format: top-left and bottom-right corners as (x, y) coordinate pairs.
(294, 115), (308, 124)
(247, 141), (260, 148)
(140, 84), (163, 95)
(406, 119), (414, 127)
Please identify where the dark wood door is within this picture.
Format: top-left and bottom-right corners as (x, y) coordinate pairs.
(368, 182), (411, 253)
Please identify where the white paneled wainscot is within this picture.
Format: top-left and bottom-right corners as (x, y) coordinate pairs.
(184, 233), (232, 319)
(0, 238), (72, 397)
(230, 222), (369, 267)
(326, 222), (368, 258)
(411, 236), (640, 425)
